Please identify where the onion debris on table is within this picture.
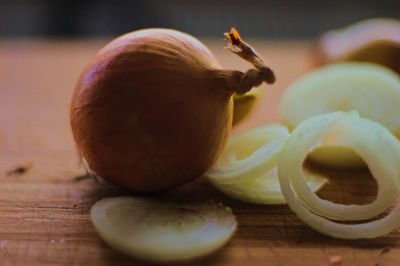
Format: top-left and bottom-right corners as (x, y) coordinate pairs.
(90, 197), (237, 262)
(70, 28), (275, 192)
(278, 111), (400, 239)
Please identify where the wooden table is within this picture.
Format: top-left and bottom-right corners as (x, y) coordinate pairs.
(0, 39), (398, 266)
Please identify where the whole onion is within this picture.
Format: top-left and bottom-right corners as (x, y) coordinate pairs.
(70, 28), (274, 192)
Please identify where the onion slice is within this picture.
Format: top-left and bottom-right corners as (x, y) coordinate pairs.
(210, 167), (327, 204)
(278, 111), (400, 239)
(280, 63), (400, 168)
(91, 197), (237, 261)
(280, 63), (400, 137)
(206, 125), (289, 184)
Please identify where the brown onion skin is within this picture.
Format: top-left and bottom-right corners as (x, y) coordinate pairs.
(71, 28), (242, 192)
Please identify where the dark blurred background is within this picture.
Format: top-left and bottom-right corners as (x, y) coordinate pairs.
(0, 0), (399, 39)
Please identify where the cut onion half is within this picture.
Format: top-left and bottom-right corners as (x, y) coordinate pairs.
(206, 125), (289, 184)
(91, 197), (237, 261)
(278, 111), (400, 239)
(210, 167), (327, 205)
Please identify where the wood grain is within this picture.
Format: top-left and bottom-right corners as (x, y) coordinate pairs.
(0, 39), (399, 266)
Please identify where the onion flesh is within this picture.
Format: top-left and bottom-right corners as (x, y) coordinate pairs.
(232, 87), (261, 126)
(206, 124), (327, 204)
(315, 18), (400, 74)
(280, 63), (400, 168)
(281, 63), (400, 135)
(91, 197), (237, 261)
(210, 167), (327, 205)
(206, 125), (289, 184)
(278, 111), (400, 239)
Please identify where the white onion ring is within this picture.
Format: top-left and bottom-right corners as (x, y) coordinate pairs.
(210, 167), (327, 205)
(278, 111), (400, 239)
(206, 125), (289, 184)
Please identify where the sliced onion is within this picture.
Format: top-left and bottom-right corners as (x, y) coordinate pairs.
(210, 167), (327, 204)
(280, 63), (400, 137)
(91, 197), (237, 261)
(206, 125), (289, 184)
(280, 63), (400, 168)
(278, 111), (400, 239)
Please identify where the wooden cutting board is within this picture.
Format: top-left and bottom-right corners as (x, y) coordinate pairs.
(0, 39), (398, 266)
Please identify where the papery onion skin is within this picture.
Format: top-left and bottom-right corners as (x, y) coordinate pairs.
(71, 28), (273, 192)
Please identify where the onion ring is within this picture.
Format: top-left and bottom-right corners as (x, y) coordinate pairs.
(278, 111), (400, 238)
(206, 125), (289, 184)
(210, 167), (327, 205)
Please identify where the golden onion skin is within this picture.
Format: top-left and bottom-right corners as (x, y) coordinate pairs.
(70, 29), (242, 192)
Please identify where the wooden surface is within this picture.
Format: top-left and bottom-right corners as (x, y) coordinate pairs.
(0, 38), (399, 266)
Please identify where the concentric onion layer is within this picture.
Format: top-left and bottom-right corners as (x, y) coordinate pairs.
(278, 111), (400, 239)
(210, 167), (327, 205)
(91, 197), (237, 262)
(280, 63), (400, 136)
(206, 124), (328, 204)
(280, 63), (400, 168)
(206, 125), (290, 184)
